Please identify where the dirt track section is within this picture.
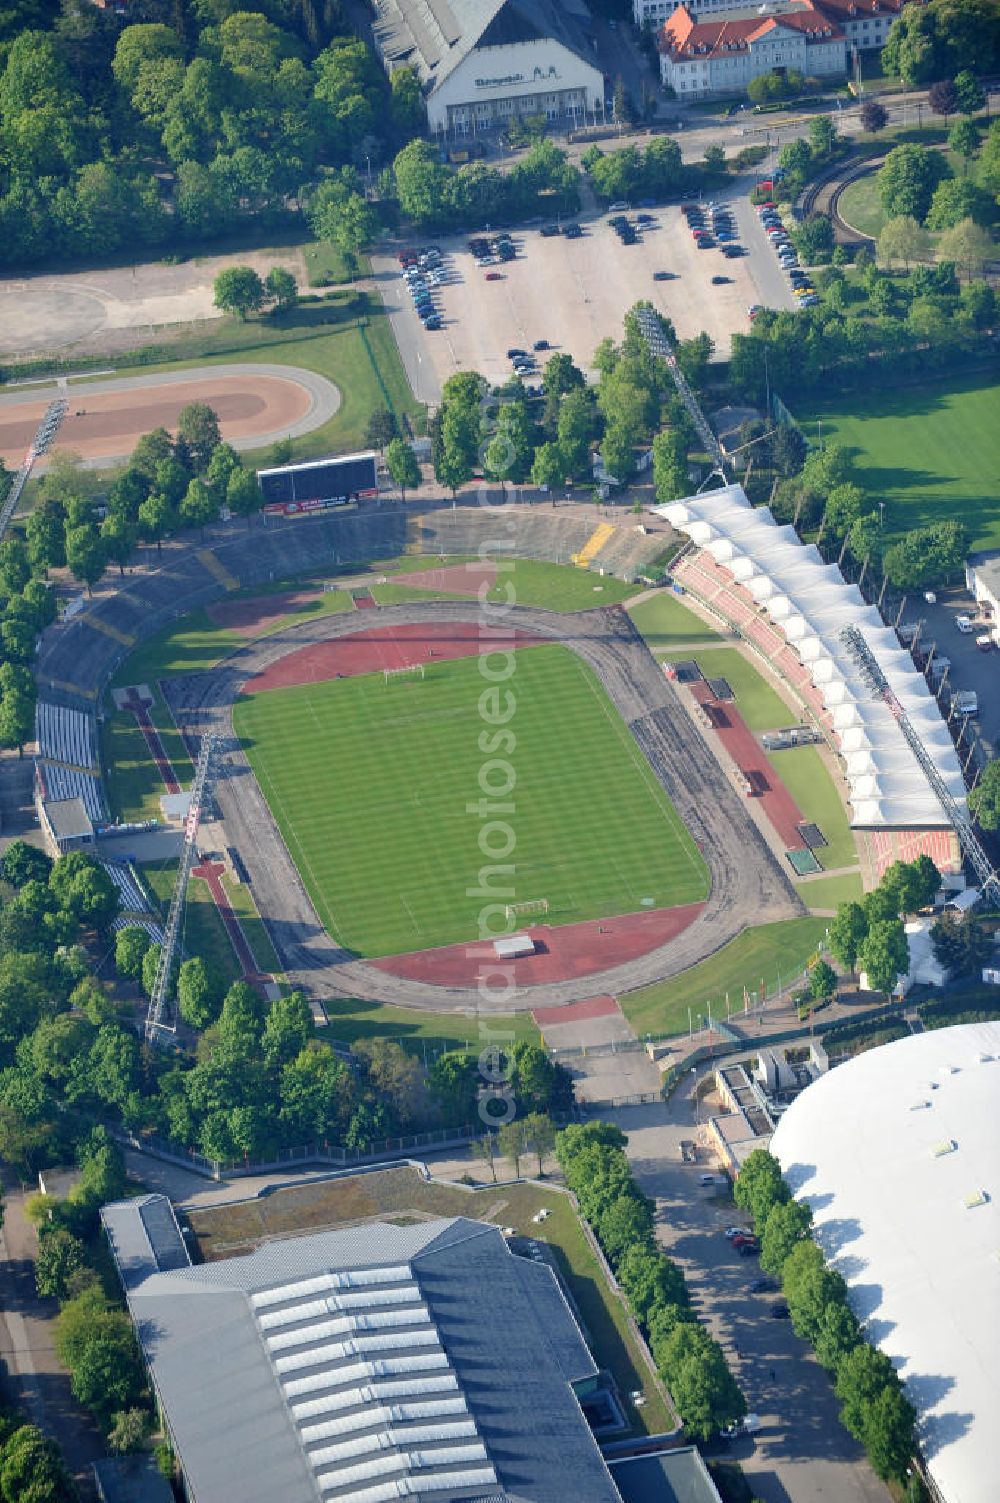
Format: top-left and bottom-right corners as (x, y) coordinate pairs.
(396, 561), (498, 595)
(370, 903), (708, 987)
(206, 589), (322, 638)
(0, 364), (339, 467)
(161, 599), (802, 1013)
(246, 619), (546, 691)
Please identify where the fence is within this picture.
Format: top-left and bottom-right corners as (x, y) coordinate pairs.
(110, 1122), (476, 1183)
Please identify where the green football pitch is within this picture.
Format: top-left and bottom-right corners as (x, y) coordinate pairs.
(801, 372), (1000, 552)
(233, 644), (709, 957)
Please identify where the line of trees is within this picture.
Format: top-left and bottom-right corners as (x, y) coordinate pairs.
(27, 403), (264, 599)
(557, 1121), (746, 1441)
(735, 1149), (918, 1484)
(881, 0), (1000, 87)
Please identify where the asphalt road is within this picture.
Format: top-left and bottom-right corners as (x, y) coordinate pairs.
(611, 1096), (891, 1503)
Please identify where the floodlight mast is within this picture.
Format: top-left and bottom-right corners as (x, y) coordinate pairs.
(634, 306), (729, 480)
(0, 399), (67, 545)
(840, 625), (999, 900)
(145, 735), (217, 1044)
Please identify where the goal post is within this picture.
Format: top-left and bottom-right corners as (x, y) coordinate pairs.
(383, 663), (425, 684)
(504, 898), (549, 921)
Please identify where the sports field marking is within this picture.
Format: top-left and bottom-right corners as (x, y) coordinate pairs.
(573, 523), (615, 567)
(233, 643), (709, 958)
(197, 548), (239, 593)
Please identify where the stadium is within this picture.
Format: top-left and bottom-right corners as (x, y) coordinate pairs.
(32, 480), (968, 1023)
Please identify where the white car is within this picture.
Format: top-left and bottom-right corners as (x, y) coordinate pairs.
(955, 615), (974, 632)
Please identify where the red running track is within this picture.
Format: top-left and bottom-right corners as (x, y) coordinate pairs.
(247, 621), (546, 692)
(370, 903), (706, 988)
(532, 995), (620, 1027)
(124, 690), (180, 796)
(192, 861), (265, 981)
(688, 680), (806, 849)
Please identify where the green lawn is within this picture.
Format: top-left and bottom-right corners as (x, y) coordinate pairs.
(836, 173), (885, 238)
(101, 689), (195, 823)
(301, 240), (370, 286)
(662, 647), (793, 733)
(234, 644), (709, 956)
(620, 917), (830, 1037)
(318, 998), (539, 1051)
(143, 862), (281, 985)
(480, 559), (640, 612)
(109, 609), (241, 691)
(768, 746), (857, 870)
(794, 871), (863, 912)
(628, 591), (719, 650)
(800, 372), (1000, 551)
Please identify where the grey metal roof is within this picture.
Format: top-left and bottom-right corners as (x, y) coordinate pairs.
(93, 1454), (175, 1503)
(102, 1194), (191, 1293)
(42, 795), (94, 841)
(105, 1207), (620, 1503)
(372, 0), (597, 94)
(609, 1450), (723, 1503)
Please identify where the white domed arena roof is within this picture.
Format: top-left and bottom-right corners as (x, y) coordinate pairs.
(771, 1022), (1000, 1503)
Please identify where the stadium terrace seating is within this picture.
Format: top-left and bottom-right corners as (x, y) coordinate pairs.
(101, 861), (152, 915)
(35, 701), (97, 769)
(35, 761), (107, 823)
(111, 915), (163, 944)
(659, 486), (967, 831)
(867, 827), (960, 879)
(589, 525), (670, 580)
(414, 508), (598, 565)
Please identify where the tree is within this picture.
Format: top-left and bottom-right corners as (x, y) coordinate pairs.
(954, 69), (986, 115)
(556, 389), (599, 477)
(100, 513), (136, 576)
(949, 116), (980, 171)
(0, 1424), (75, 1503)
(384, 437), (421, 502)
(927, 177), (993, 228)
(522, 1111), (556, 1175)
(107, 1408), (148, 1455)
(652, 430), (689, 504)
(213, 264), (266, 320)
(704, 143), (725, 174)
(829, 900), (868, 972)
(364, 409), (398, 452)
(860, 99), (889, 134)
(760, 1199), (813, 1275)
(858, 918), (909, 993)
(428, 1051), (477, 1123)
(878, 145), (951, 224)
(261, 992), (313, 1069)
(617, 1244), (688, 1325)
(928, 78), (957, 118)
(497, 1118), (531, 1177)
(69, 1328), (143, 1424)
(808, 958), (837, 1003)
(34, 1226), (85, 1300)
(779, 137), (812, 178)
(669, 1335), (746, 1441)
(64, 524), (104, 594)
(141, 943), (162, 1000)
(215, 981), (265, 1059)
(782, 1237), (849, 1344)
(137, 493), (174, 554)
(115, 925), (150, 982)
(970, 758), (1000, 831)
(265, 266), (297, 311)
(226, 467), (261, 525)
(177, 956), (222, 1031)
(471, 1133), (499, 1183)
(876, 215), (927, 270)
(814, 1298), (862, 1373)
(864, 1383), (918, 1482)
(179, 478), (218, 535)
(510, 1040), (570, 1114)
(809, 114), (838, 158)
(937, 217), (993, 275)
(732, 1148), (790, 1233)
(2, 841), (51, 888)
(597, 1193), (654, 1266)
(176, 403), (220, 473)
(392, 140), (449, 225)
(530, 442), (566, 494)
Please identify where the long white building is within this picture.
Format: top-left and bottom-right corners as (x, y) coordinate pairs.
(373, 0), (604, 134)
(657, 484), (967, 831)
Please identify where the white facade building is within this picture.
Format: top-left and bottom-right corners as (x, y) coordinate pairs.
(636, 0), (908, 51)
(373, 0), (604, 135)
(772, 1024), (1000, 1503)
(659, 4), (847, 97)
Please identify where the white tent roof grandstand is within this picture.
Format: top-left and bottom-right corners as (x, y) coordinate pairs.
(656, 486), (966, 829)
(772, 1024), (1000, 1503)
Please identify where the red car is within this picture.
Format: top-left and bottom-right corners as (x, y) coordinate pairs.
(732, 1233), (759, 1249)
(485, 271), (503, 281)
(757, 201), (776, 211)
(692, 229), (707, 239)
(397, 248), (418, 263)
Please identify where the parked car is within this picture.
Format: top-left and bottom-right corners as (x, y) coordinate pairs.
(770, 1301), (790, 1319)
(636, 212), (656, 224)
(540, 223), (561, 236)
(747, 1277), (778, 1293)
(507, 348), (526, 358)
(564, 223), (583, 238)
(533, 339), (550, 350)
(723, 245), (745, 258)
(956, 614), (974, 632)
(724, 1227), (746, 1239)
(737, 1241), (760, 1257)
(747, 304), (762, 319)
(711, 275), (731, 284)
(653, 270), (675, 280)
(484, 271), (503, 280)
(696, 236), (715, 249)
(608, 200), (630, 212)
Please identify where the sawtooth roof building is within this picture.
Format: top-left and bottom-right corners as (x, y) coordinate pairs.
(372, 0), (604, 134)
(101, 1199), (627, 1503)
(771, 1023), (1000, 1503)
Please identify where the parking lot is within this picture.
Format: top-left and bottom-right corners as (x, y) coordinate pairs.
(613, 1100), (891, 1503)
(899, 586), (1000, 761)
(374, 187), (798, 401)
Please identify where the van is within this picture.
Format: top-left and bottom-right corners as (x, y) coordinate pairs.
(608, 200), (630, 212)
(955, 614), (974, 633)
(976, 633), (994, 652)
(953, 690), (978, 716)
(697, 1173), (717, 1186)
